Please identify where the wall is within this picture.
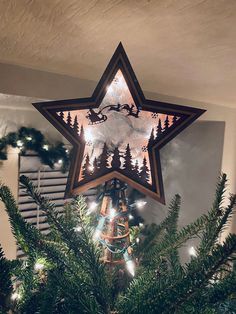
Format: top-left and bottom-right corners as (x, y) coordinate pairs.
(0, 63), (235, 259)
(0, 147), (19, 259)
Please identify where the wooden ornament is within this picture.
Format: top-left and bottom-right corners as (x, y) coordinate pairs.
(33, 43), (205, 204)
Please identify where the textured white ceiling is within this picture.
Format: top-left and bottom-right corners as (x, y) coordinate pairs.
(0, 0), (236, 107)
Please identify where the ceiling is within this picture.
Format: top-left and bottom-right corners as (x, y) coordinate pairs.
(0, 0), (236, 108)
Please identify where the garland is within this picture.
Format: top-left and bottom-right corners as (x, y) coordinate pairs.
(0, 127), (70, 172)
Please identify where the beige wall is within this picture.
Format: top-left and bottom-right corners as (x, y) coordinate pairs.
(0, 63), (235, 258)
(0, 147), (19, 259)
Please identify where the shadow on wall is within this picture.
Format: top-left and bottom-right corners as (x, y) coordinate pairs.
(141, 121), (225, 227)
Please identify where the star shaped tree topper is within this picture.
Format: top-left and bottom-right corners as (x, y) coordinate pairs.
(34, 43), (205, 204)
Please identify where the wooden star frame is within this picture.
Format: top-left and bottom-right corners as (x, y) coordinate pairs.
(33, 43), (205, 204)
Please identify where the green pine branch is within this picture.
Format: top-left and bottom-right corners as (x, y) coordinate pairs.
(0, 245), (13, 312)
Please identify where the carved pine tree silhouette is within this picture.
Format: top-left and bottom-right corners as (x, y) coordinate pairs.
(148, 128), (155, 147)
(164, 115), (170, 131)
(111, 147), (121, 169)
(156, 119), (162, 138)
(99, 143), (110, 171)
(66, 112), (72, 128)
(123, 143), (133, 172)
(73, 115), (79, 135)
(59, 111), (64, 120)
(133, 160), (140, 180)
(81, 154), (92, 180)
(92, 157), (99, 176)
(139, 157), (150, 184)
(172, 115), (178, 124)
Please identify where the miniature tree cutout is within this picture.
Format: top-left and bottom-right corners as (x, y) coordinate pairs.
(164, 115), (169, 131)
(81, 154), (92, 180)
(59, 111), (64, 120)
(123, 144), (133, 172)
(111, 147), (121, 169)
(133, 160), (140, 180)
(92, 157), (99, 175)
(99, 143), (110, 170)
(148, 128), (155, 147)
(66, 112), (72, 128)
(139, 157), (150, 184)
(172, 115), (178, 124)
(73, 115), (79, 135)
(156, 119), (162, 138)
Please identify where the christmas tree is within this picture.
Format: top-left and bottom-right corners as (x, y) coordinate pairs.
(111, 147), (121, 169)
(123, 144), (133, 172)
(81, 154), (92, 179)
(0, 174), (236, 313)
(73, 115), (79, 135)
(139, 157), (150, 184)
(99, 143), (109, 170)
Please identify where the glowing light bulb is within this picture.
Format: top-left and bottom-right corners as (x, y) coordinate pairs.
(88, 165), (94, 172)
(189, 246), (197, 257)
(126, 260), (135, 277)
(136, 237), (140, 244)
(11, 292), (20, 301)
(58, 159), (63, 164)
(34, 262), (44, 271)
(110, 208), (116, 221)
(43, 144), (49, 151)
(75, 226), (82, 232)
(17, 140), (23, 148)
(139, 222), (144, 228)
(136, 200), (147, 209)
(129, 214), (134, 220)
(26, 136), (32, 141)
(86, 201), (98, 215)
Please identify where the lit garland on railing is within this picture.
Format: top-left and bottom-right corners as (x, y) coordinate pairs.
(0, 127), (70, 172)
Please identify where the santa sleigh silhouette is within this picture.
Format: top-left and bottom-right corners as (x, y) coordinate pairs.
(86, 104), (140, 125)
(86, 109), (108, 125)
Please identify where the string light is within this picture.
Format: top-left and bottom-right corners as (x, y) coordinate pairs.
(34, 262), (44, 271)
(128, 214), (134, 220)
(136, 200), (147, 209)
(16, 140), (23, 148)
(11, 292), (21, 301)
(189, 246), (197, 257)
(136, 237), (140, 244)
(126, 260), (135, 277)
(26, 136), (32, 141)
(86, 201), (98, 215)
(58, 159), (63, 164)
(123, 249), (135, 276)
(88, 165), (94, 172)
(93, 216), (106, 241)
(43, 144), (49, 151)
(74, 225), (82, 232)
(139, 222), (144, 228)
(109, 208), (116, 220)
